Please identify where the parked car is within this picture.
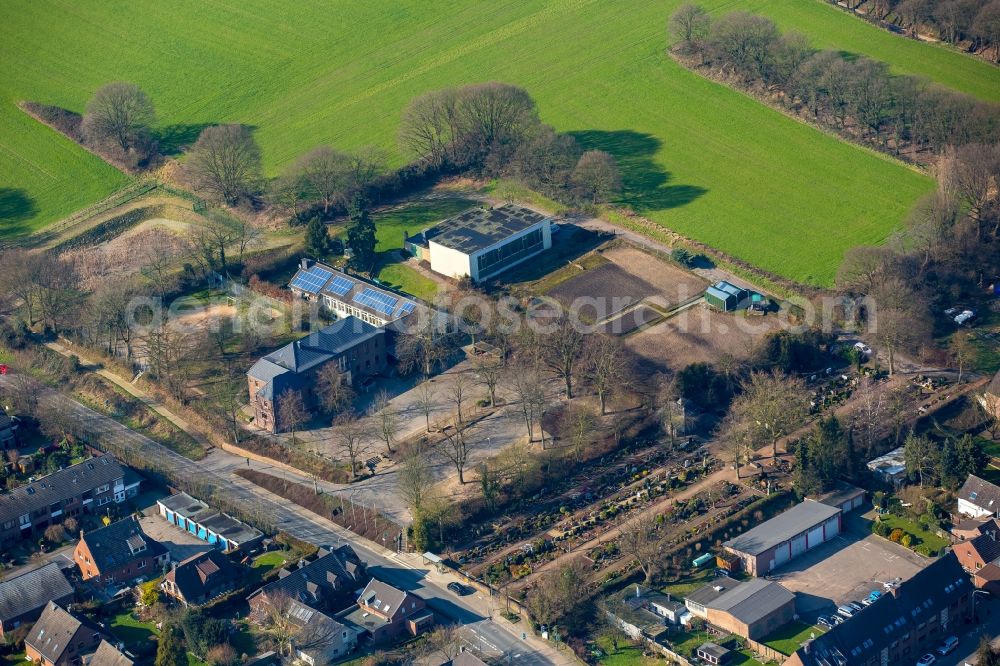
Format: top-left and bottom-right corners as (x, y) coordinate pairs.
(868, 589), (883, 601)
(955, 309), (976, 326)
(917, 654), (937, 666)
(853, 342), (872, 356)
(446, 582), (467, 595)
(837, 605), (859, 619)
(861, 597), (875, 607)
(847, 601), (864, 612)
(937, 637), (959, 656)
(944, 307), (959, 316)
(830, 614), (845, 625)
(816, 615), (835, 629)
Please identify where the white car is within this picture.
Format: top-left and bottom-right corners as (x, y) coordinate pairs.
(937, 636), (959, 656)
(954, 310), (975, 325)
(917, 654), (936, 666)
(853, 342), (872, 356)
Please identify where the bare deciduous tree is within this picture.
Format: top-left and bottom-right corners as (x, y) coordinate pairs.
(184, 124), (263, 205)
(82, 82), (155, 155)
(572, 150), (622, 203)
(398, 452), (435, 514)
(561, 402), (597, 461)
(584, 334), (629, 414)
(669, 3), (712, 49)
(447, 372), (472, 425)
(316, 363), (356, 415)
(332, 414), (370, 479)
(439, 420), (475, 484)
(277, 389), (309, 447)
(726, 371), (808, 462)
(618, 514), (663, 583)
(472, 353), (504, 407)
(542, 315), (585, 399)
(414, 381), (437, 433)
(370, 389), (400, 455)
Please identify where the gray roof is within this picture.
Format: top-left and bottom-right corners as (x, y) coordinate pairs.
(812, 482), (866, 509)
(358, 578), (411, 620)
(249, 545), (366, 607)
(451, 654), (489, 666)
(247, 316), (382, 401)
(706, 280), (746, 302)
(82, 517), (166, 572)
(685, 575), (741, 606)
(706, 578), (795, 625)
(0, 456), (127, 524)
(163, 549), (240, 601)
(157, 492), (262, 545)
(697, 642), (730, 659)
(958, 474), (1000, 511)
(724, 500), (841, 556)
(89, 640), (134, 666)
(791, 553), (971, 666)
(0, 563), (74, 623)
(26, 602), (99, 665)
(428, 204), (547, 254)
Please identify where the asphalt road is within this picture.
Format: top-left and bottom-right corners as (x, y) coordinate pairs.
(0, 374), (564, 665)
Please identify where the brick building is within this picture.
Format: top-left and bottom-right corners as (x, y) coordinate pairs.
(0, 563), (73, 638)
(247, 316), (386, 433)
(248, 545), (366, 620)
(684, 577), (796, 640)
(337, 579), (434, 644)
(783, 553), (973, 666)
(723, 500), (842, 576)
(0, 456), (140, 548)
(161, 549), (241, 607)
(24, 602), (103, 666)
(74, 517), (168, 589)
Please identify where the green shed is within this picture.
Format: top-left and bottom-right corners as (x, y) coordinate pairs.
(705, 281), (750, 311)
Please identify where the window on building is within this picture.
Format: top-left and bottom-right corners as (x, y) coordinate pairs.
(476, 227), (544, 275)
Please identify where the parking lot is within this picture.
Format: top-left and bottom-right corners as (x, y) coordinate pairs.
(139, 504), (212, 563)
(767, 513), (928, 620)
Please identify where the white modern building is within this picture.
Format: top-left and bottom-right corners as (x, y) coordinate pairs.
(405, 204), (552, 282)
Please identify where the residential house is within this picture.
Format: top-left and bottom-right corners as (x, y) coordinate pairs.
(607, 585), (688, 640)
(24, 602), (103, 666)
(952, 517), (1000, 541)
(973, 563), (1000, 596)
(289, 260), (422, 329)
(0, 563), (74, 638)
(957, 475), (1000, 520)
(684, 577), (795, 640)
(75, 517), (168, 589)
(722, 500), (842, 576)
(337, 579), (434, 644)
(246, 316), (387, 433)
(286, 600), (357, 665)
(978, 370), (1000, 419)
(783, 553), (973, 666)
(248, 545), (367, 619)
(442, 654), (489, 666)
(0, 456), (140, 549)
(86, 641), (134, 666)
(403, 204), (553, 282)
(160, 549), (241, 606)
(157, 492), (263, 553)
(952, 527), (1000, 584)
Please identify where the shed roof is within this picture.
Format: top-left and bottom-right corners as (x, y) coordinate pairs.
(812, 482), (866, 509)
(158, 492), (262, 544)
(0, 563), (73, 623)
(724, 500), (841, 556)
(697, 642), (730, 659)
(685, 575), (741, 606)
(429, 204), (547, 254)
(706, 578), (795, 625)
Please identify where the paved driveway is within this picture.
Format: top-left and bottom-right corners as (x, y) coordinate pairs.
(768, 513), (928, 619)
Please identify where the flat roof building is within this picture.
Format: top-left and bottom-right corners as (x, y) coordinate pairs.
(723, 500), (842, 576)
(867, 447), (907, 486)
(407, 204), (552, 282)
(810, 482), (866, 514)
(157, 493), (262, 553)
(685, 577), (796, 640)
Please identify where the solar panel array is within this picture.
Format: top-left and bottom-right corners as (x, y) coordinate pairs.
(399, 302), (416, 315)
(290, 266), (334, 294)
(326, 275), (355, 296)
(354, 288), (398, 316)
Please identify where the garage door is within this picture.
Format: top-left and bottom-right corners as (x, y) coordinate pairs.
(807, 525), (824, 548)
(773, 544), (791, 568)
(791, 534), (808, 557)
(825, 516), (841, 539)
(852, 495), (863, 510)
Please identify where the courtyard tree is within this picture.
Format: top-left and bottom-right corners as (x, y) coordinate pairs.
(82, 82), (155, 157)
(332, 414), (370, 480)
(184, 124), (263, 205)
(472, 352), (504, 407)
(414, 381), (437, 433)
(440, 420), (475, 484)
(369, 389), (400, 455)
(277, 389), (309, 448)
(619, 513), (663, 583)
(571, 150), (622, 203)
(446, 372), (472, 425)
(316, 363), (356, 415)
(398, 452), (435, 514)
(510, 358), (546, 442)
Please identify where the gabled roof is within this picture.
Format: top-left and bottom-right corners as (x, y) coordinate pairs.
(357, 578), (410, 620)
(164, 550), (240, 602)
(705, 578), (795, 625)
(685, 575), (741, 606)
(697, 642), (730, 659)
(0, 455), (128, 524)
(429, 204), (547, 254)
(706, 280), (747, 301)
(287, 599), (352, 653)
(958, 474), (1000, 511)
(0, 563), (74, 623)
(789, 553), (971, 666)
(81, 517), (165, 572)
(288, 261), (421, 322)
(724, 500), (841, 556)
(959, 531), (1000, 565)
(89, 640), (134, 666)
(249, 545), (365, 607)
(451, 653), (489, 666)
(26, 602), (100, 665)
(986, 369), (1000, 398)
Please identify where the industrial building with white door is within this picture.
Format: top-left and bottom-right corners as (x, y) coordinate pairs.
(723, 499), (842, 576)
(404, 203), (552, 282)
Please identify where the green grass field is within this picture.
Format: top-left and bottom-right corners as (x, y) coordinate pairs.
(762, 621), (824, 656)
(4, 1), (999, 283)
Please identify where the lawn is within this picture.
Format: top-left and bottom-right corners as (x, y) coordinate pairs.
(109, 610), (157, 645)
(5, 1), (999, 283)
(375, 262), (438, 302)
(252, 550), (289, 571)
(761, 620), (824, 656)
(373, 197), (477, 253)
(595, 636), (662, 665)
(877, 514), (951, 554)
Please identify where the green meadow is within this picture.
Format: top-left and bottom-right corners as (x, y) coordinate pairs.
(3, 0), (998, 283)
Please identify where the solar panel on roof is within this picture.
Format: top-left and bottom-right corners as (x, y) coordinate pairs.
(399, 302), (416, 315)
(353, 288), (398, 316)
(326, 275), (355, 296)
(290, 266), (335, 294)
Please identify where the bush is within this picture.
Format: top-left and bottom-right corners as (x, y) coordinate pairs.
(872, 520), (891, 537)
(889, 528), (905, 543)
(901, 533), (913, 548)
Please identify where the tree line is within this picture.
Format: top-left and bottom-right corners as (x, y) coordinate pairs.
(829, 0), (1000, 62)
(668, 4), (1000, 160)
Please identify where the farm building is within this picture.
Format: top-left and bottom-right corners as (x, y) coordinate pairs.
(704, 281), (750, 312)
(811, 482), (866, 514)
(405, 204), (552, 282)
(723, 500), (842, 576)
(288, 260), (420, 328)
